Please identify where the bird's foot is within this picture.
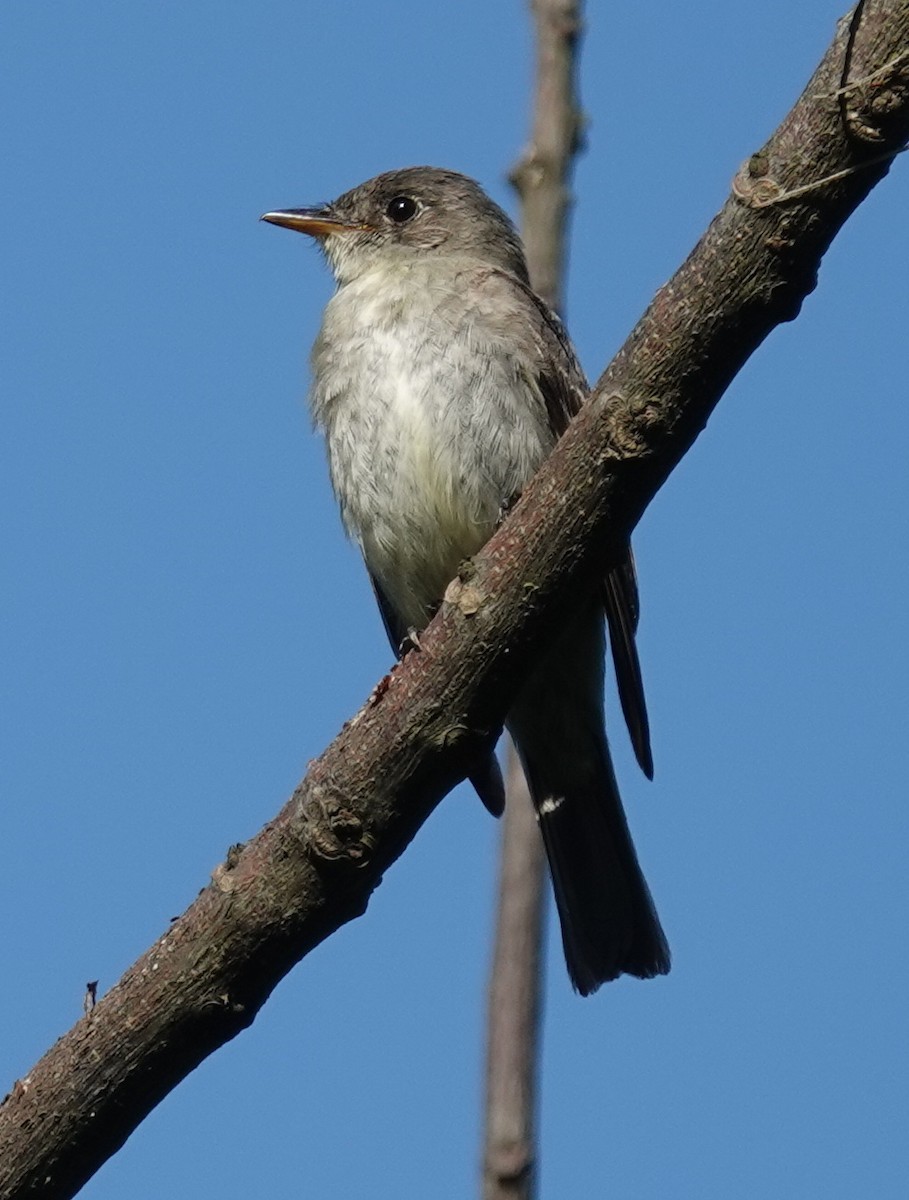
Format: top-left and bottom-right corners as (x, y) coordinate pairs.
(398, 627), (422, 656)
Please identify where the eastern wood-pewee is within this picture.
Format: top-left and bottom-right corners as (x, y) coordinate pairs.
(262, 167), (670, 994)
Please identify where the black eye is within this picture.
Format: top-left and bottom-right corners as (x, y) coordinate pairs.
(386, 195), (418, 223)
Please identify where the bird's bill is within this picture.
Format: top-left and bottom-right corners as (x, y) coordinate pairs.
(260, 208), (367, 237)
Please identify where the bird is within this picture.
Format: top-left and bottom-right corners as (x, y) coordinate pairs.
(262, 166), (669, 993)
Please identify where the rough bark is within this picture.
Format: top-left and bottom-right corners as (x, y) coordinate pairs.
(2, 4), (907, 1197)
(483, 2), (585, 1197)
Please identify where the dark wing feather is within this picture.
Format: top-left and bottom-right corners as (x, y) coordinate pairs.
(494, 271), (654, 778)
(368, 570), (408, 654)
(517, 285), (586, 435)
(603, 550), (653, 779)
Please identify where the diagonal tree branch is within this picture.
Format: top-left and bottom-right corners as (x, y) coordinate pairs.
(483, 2), (586, 1198)
(2, 4), (907, 1197)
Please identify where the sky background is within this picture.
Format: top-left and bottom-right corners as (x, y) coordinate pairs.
(2, 2), (907, 1197)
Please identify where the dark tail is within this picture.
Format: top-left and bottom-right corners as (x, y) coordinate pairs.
(523, 745), (670, 994)
(507, 610), (670, 995)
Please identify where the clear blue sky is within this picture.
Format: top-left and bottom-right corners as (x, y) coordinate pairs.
(2, 2), (907, 1197)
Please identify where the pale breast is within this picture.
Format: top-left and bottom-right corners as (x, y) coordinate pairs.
(310, 261), (553, 630)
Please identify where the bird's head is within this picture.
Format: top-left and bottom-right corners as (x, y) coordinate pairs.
(262, 166), (529, 286)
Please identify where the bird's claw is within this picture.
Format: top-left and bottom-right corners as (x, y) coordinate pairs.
(398, 627), (422, 656)
(496, 491), (522, 527)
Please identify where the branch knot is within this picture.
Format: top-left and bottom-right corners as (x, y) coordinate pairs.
(596, 392), (663, 460)
(299, 783), (374, 866)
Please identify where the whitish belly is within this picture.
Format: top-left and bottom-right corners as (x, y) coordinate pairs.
(314, 281), (551, 631)
(338, 352), (503, 629)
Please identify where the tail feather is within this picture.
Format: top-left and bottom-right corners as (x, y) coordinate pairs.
(507, 606), (669, 994)
(532, 763), (670, 993)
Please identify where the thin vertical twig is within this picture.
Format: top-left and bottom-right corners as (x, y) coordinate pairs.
(509, 0), (586, 314)
(482, 743), (547, 1200)
(482, 3), (586, 1198)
